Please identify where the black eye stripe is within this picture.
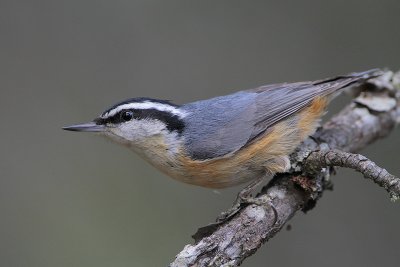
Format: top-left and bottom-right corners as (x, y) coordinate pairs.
(97, 108), (185, 134)
(121, 110), (134, 121)
(100, 109), (135, 124)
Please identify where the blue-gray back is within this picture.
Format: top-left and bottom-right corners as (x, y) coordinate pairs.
(181, 70), (381, 160)
(182, 91), (257, 160)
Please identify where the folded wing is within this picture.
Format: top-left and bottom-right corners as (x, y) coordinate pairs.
(183, 69), (381, 160)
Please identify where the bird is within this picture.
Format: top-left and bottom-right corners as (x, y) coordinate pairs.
(63, 69), (381, 215)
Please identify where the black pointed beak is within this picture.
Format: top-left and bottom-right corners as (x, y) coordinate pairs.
(62, 122), (105, 132)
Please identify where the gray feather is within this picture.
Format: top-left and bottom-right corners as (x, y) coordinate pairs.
(182, 92), (256, 160)
(182, 69), (382, 160)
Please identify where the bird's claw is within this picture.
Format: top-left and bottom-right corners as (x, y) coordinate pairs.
(216, 191), (272, 223)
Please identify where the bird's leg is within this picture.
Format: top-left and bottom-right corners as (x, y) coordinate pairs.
(217, 175), (270, 223)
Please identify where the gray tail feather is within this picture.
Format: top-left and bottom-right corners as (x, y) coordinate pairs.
(312, 68), (384, 101)
(314, 68), (384, 87)
(339, 68), (384, 89)
(347, 68), (385, 80)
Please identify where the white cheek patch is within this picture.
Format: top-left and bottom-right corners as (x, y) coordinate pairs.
(109, 119), (167, 142)
(105, 119), (182, 158)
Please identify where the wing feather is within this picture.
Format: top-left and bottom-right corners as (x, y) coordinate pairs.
(248, 69), (382, 141)
(182, 69), (382, 160)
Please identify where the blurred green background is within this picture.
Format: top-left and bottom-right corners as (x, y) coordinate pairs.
(1, 1), (399, 266)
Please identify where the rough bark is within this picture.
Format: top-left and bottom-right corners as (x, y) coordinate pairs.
(170, 70), (400, 267)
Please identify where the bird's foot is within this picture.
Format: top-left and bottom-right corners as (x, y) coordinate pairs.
(194, 177), (277, 241)
(216, 176), (268, 223)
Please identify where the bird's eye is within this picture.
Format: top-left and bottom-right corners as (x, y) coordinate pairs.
(121, 110), (134, 122)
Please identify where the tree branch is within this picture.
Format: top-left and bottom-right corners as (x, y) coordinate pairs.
(305, 150), (400, 200)
(170, 70), (400, 267)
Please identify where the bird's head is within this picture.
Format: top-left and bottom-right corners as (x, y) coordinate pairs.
(63, 98), (186, 150)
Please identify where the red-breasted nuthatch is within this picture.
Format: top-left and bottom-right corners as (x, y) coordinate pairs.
(64, 70), (381, 191)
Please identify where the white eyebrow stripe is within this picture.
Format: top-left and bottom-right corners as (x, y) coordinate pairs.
(101, 102), (187, 118)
